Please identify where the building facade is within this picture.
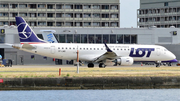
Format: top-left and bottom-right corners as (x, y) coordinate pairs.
(137, 0), (180, 28)
(0, 0), (120, 27)
(0, 26), (180, 65)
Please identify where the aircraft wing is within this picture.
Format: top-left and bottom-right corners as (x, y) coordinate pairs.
(94, 43), (118, 63)
(22, 43), (36, 50)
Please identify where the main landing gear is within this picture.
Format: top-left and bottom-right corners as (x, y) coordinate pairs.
(156, 63), (161, 67)
(99, 63), (106, 68)
(87, 63), (106, 68)
(88, 63), (94, 68)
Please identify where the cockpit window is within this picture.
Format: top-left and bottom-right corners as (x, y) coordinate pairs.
(164, 49), (167, 51)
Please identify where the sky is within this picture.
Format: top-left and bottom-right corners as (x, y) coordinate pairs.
(120, 0), (140, 28)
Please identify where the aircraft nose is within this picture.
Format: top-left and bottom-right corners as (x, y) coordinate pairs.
(170, 52), (176, 59)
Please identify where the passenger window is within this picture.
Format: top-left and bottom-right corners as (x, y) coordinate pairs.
(87, 48), (88, 50)
(58, 47), (60, 49)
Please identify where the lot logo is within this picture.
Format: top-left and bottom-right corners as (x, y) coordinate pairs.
(18, 23), (32, 39)
(47, 33), (54, 43)
(129, 48), (155, 57)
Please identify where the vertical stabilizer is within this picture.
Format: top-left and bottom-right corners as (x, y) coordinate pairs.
(15, 17), (47, 44)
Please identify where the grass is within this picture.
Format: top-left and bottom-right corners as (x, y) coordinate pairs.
(0, 66), (180, 78)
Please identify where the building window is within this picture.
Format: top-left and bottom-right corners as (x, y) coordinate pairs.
(110, 34), (116, 43)
(131, 35), (137, 44)
(47, 13), (53, 17)
(38, 4), (46, 8)
(93, 22), (100, 27)
(59, 34), (65, 43)
(0, 34), (5, 43)
(103, 34), (109, 43)
(19, 4), (27, 8)
(84, 22), (91, 27)
(74, 34), (81, 43)
(93, 5), (100, 9)
(164, 2), (168, 6)
(117, 35), (123, 44)
(47, 4), (53, 9)
(67, 34), (73, 43)
(47, 22), (53, 26)
(124, 35), (130, 44)
(95, 34), (102, 43)
(88, 34), (95, 43)
(81, 34), (87, 43)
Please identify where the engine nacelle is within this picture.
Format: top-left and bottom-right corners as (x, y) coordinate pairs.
(116, 57), (134, 66)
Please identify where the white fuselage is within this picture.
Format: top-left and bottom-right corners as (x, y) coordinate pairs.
(18, 43), (176, 62)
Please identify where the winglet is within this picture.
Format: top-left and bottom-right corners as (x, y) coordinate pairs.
(104, 43), (112, 52)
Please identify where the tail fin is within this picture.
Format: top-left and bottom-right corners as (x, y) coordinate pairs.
(15, 17), (47, 44)
(40, 30), (58, 43)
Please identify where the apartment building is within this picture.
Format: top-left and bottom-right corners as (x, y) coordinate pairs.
(137, 0), (180, 28)
(0, 0), (120, 27)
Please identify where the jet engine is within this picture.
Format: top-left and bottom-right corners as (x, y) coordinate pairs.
(114, 57), (134, 66)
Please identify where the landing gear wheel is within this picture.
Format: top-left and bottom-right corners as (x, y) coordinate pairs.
(99, 63), (106, 68)
(156, 63), (160, 67)
(88, 63), (94, 68)
(168, 62), (172, 66)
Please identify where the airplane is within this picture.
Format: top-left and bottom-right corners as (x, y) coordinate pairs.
(40, 30), (58, 43)
(12, 17), (178, 68)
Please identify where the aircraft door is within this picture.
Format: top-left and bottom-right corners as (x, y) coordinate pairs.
(156, 48), (161, 56)
(51, 46), (55, 54)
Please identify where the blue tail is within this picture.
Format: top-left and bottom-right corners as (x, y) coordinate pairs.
(15, 17), (47, 44)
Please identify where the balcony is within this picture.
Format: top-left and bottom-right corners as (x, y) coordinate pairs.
(102, 10), (110, 12)
(0, 17), (9, 20)
(37, 17), (47, 21)
(56, 18), (65, 21)
(37, 9), (46, 12)
(47, 18), (55, 21)
(110, 18), (119, 21)
(64, 9), (74, 12)
(101, 18), (110, 21)
(28, 17), (37, 20)
(47, 9), (55, 12)
(74, 18), (83, 21)
(83, 18), (92, 21)
(56, 9), (64, 12)
(0, 8), (9, 12)
(9, 17), (15, 20)
(92, 18), (101, 21)
(92, 9), (101, 12)
(65, 18), (74, 21)
(28, 9), (37, 12)
(9, 9), (19, 12)
(18, 9), (28, 12)
(83, 9), (92, 12)
(110, 9), (119, 12)
(74, 9), (83, 12)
